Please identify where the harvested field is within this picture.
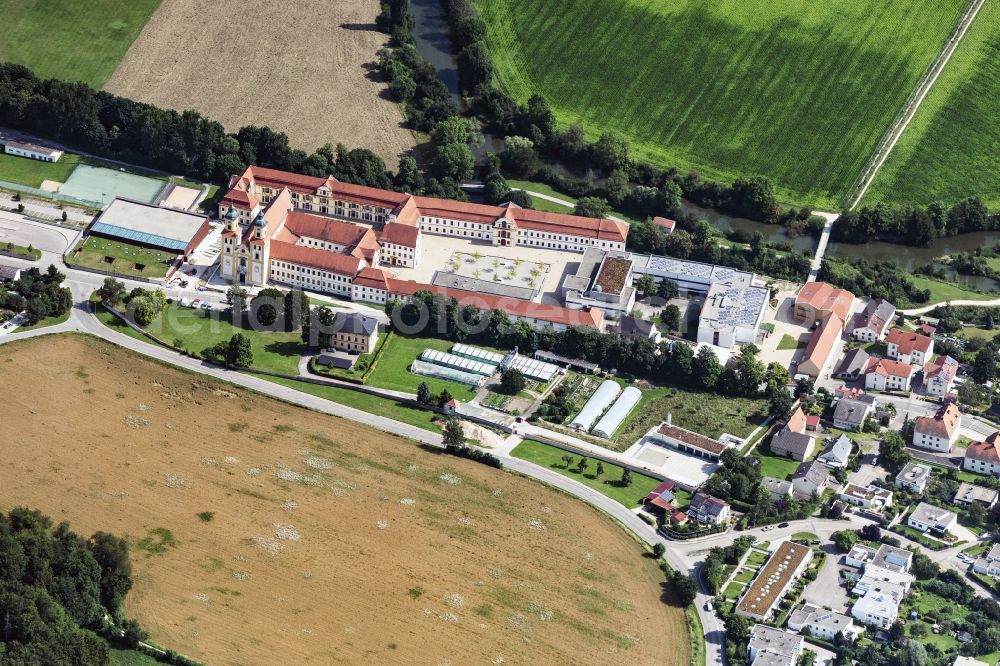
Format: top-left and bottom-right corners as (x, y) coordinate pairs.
(104, 0), (414, 166)
(0, 334), (686, 666)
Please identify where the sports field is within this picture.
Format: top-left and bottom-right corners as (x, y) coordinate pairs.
(0, 152), (80, 188)
(0, 0), (161, 88)
(60, 164), (166, 206)
(473, 0), (968, 208)
(0, 334), (688, 666)
(863, 1), (1000, 208)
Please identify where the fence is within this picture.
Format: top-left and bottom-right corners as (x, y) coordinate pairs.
(0, 179), (103, 209)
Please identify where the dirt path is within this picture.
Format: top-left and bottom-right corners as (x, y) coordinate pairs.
(104, 0), (415, 166)
(843, 0), (986, 209)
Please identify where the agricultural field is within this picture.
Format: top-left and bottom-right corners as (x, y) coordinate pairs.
(0, 0), (161, 88)
(104, 0), (414, 165)
(474, 0), (968, 208)
(0, 334), (687, 665)
(864, 1), (1000, 208)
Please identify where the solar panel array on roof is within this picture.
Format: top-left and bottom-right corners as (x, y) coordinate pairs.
(570, 380), (622, 431)
(591, 387), (642, 438)
(450, 343), (504, 365)
(509, 355), (559, 382)
(91, 222), (188, 252)
(419, 349), (495, 376)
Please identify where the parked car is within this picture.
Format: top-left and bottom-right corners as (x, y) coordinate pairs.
(704, 601), (713, 611)
(179, 280), (189, 288)
(200, 303), (212, 311)
(192, 299), (201, 307)
(778, 522), (789, 528)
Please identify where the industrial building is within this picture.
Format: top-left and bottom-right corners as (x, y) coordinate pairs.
(88, 197), (211, 256)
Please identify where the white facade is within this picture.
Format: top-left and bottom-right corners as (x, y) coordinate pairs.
(965, 454), (1000, 477)
(912, 428), (958, 453)
(865, 369), (910, 392)
(269, 259), (359, 297)
(887, 339), (933, 366)
(3, 143), (62, 162)
(907, 502), (958, 534)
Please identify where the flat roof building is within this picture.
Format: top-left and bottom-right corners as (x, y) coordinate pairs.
(697, 281), (769, 349)
(90, 197), (211, 255)
(736, 541), (813, 622)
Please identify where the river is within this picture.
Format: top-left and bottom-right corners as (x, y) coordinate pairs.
(680, 201), (817, 253)
(828, 232), (1000, 292)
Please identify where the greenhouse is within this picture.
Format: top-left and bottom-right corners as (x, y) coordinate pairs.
(419, 349), (495, 376)
(570, 380), (622, 431)
(410, 359), (485, 387)
(591, 387), (643, 438)
(508, 355), (560, 382)
(450, 343), (504, 365)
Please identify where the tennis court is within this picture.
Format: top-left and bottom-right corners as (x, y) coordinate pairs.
(58, 164), (166, 206)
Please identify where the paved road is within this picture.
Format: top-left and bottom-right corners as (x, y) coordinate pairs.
(901, 297), (1000, 316)
(806, 212), (838, 282)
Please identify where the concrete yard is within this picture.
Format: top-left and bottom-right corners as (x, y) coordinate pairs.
(620, 437), (719, 489)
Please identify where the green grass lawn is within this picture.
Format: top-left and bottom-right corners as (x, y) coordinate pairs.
(0, 152), (80, 188)
(0, 0), (162, 88)
(723, 581), (745, 600)
(733, 568), (756, 583)
(864, 1), (1000, 208)
(510, 439), (661, 507)
(477, 0), (967, 208)
(0, 240), (42, 260)
(777, 334), (805, 351)
(746, 550), (769, 567)
(753, 446), (802, 480)
(98, 303), (304, 374)
(69, 237), (176, 279)
(365, 334), (479, 398)
(903, 274), (999, 306)
(16, 311), (70, 332)
(108, 648), (161, 666)
(505, 179), (642, 224)
(615, 386), (768, 446)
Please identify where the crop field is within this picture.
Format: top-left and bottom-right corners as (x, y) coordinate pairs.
(0, 335), (687, 666)
(474, 0), (968, 208)
(0, 0), (161, 88)
(104, 0), (414, 165)
(863, 1), (1000, 208)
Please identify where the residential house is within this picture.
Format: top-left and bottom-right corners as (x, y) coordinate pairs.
(895, 462), (932, 495)
(329, 312), (379, 355)
(952, 658), (990, 666)
(652, 216), (676, 234)
(863, 357), (913, 392)
(0, 264), (21, 283)
(832, 394), (876, 431)
(793, 282), (856, 325)
(923, 355), (959, 397)
(952, 482), (999, 509)
(912, 402), (961, 453)
(845, 543), (912, 573)
(840, 484), (893, 510)
(617, 315), (661, 343)
(805, 415), (820, 431)
(769, 407), (816, 461)
(687, 493), (730, 525)
(747, 624), (803, 666)
(851, 580), (906, 628)
(972, 544), (1000, 579)
(817, 434), (852, 468)
(761, 476), (794, 500)
(907, 502), (958, 535)
(886, 328), (934, 366)
(797, 313), (843, 378)
(787, 604), (859, 642)
(845, 543), (877, 569)
(737, 542), (813, 622)
(964, 433), (1000, 477)
(791, 461), (829, 499)
(851, 298), (896, 342)
(834, 347), (870, 380)
(643, 480), (679, 516)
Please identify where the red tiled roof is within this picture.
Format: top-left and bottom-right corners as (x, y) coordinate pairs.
(802, 313), (842, 371)
(384, 278), (605, 328)
(796, 282), (856, 321)
(864, 356), (913, 379)
(513, 208), (628, 242)
(413, 196), (502, 225)
(245, 165), (326, 193)
(924, 355), (958, 384)
(376, 223), (420, 248)
(886, 328), (933, 355)
(786, 406), (807, 434)
(221, 186), (258, 210)
(966, 433), (1000, 463)
(269, 240), (363, 276)
(283, 211), (374, 246)
(656, 423), (727, 454)
(652, 216), (676, 231)
(644, 480), (676, 502)
(353, 267), (389, 290)
(915, 402), (961, 440)
(244, 189), (293, 243)
(325, 179), (408, 209)
(805, 415), (820, 428)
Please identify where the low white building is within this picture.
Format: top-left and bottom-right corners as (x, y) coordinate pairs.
(973, 544), (1000, 579)
(696, 281), (769, 349)
(850, 298), (895, 342)
(787, 604), (859, 642)
(964, 433), (1000, 477)
(748, 624), (803, 666)
(886, 328), (934, 366)
(864, 357), (913, 392)
(907, 502), (958, 535)
(895, 462), (933, 495)
(923, 355), (959, 397)
(3, 140), (63, 162)
(839, 483), (893, 510)
(851, 581), (905, 628)
(953, 482), (999, 509)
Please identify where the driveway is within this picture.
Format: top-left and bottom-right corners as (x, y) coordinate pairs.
(800, 544), (850, 613)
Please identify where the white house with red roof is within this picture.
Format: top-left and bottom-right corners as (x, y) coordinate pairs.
(922, 356), (959, 397)
(850, 298), (895, 342)
(912, 402), (961, 452)
(964, 433), (1000, 477)
(863, 357), (913, 392)
(886, 328), (934, 366)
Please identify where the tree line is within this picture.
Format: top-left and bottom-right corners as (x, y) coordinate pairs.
(833, 198), (998, 247)
(818, 257), (932, 306)
(0, 264), (73, 324)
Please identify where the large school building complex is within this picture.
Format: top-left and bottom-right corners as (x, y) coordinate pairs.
(218, 165), (626, 330)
